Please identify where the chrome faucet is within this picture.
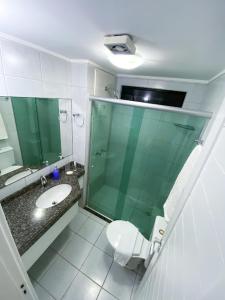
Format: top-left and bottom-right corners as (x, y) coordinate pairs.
(40, 176), (47, 187)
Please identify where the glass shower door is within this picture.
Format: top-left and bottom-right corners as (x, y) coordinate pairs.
(87, 100), (209, 238)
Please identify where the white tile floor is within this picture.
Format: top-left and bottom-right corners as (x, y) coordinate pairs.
(29, 207), (142, 300)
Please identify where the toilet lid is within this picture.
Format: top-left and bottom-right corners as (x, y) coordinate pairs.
(106, 220), (138, 250)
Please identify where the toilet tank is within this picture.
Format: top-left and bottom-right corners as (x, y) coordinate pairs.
(0, 146), (15, 170)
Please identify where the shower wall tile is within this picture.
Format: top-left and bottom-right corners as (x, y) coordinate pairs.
(0, 41), (3, 75)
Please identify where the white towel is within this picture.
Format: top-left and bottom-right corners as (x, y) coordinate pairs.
(114, 222), (138, 267)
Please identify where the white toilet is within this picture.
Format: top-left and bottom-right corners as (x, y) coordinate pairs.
(106, 216), (167, 269)
(106, 145), (202, 270)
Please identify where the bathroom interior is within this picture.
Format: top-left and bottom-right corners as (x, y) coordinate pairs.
(0, 1), (225, 300)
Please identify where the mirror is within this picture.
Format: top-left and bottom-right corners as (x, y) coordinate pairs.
(0, 97), (73, 188)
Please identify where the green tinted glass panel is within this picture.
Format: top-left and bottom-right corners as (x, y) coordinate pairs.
(87, 100), (209, 238)
(36, 98), (61, 165)
(11, 97), (42, 167)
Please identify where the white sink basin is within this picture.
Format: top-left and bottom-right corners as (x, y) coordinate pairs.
(5, 169), (38, 186)
(36, 184), (72, 209)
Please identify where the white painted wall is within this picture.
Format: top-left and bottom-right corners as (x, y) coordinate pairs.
(204, 74), (225, 113)
(72, 63), (115, 165)
(71, 62), (89, 165)
(135, 74), (225, 300)
(116, 75), (208, 111)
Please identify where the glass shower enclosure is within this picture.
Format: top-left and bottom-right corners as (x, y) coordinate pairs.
(87, 98), (210, 238)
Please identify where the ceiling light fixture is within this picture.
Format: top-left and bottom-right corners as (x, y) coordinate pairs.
(104, 34), (143, 70)
(107, 53), (143, 70)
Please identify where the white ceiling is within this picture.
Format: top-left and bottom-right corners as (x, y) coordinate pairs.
(0, 0), (224, 80)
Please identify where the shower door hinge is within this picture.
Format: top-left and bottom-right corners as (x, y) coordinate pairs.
(194, 139), (204, 145)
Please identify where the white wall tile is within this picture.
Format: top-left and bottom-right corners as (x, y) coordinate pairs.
(94, 69), (116, 97)
(40, 53), (71, 85)
(71, 62), (87, 87)
(212, 127), (225, 171)
(1, 39), (41, 80)
(42, 81), (69, 98)
(5, 76), (43, 97)
(0, 40), (4, 75)
(0, 75), (7, 95)
(72, 86), (88, 164)
(59, 99), (73, 158)
(72, 86), (88, 115)
(202, 74), (225, 113)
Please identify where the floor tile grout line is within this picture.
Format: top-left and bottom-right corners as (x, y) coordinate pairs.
(97, 288), (120, 300)
(69, 215), (89, 233)
(50, 230), (74, 252)
(93, 244), (114, 258)
(30, 278), (52, 299)
(102, 261), (138, 300)
(33, 252), (79, 300)
(80, 252), (113, 288)
(59, 269), (79, 300)
(31, 211), (115, 299)
(60, 268), (109, 300)
(74, 225), (105, 245)
(101, 258), (114, 290)
(79, 243), (95, 270)
(54, 242), (93, 271)
(53, 227), (96, 250)
(50, 243), (115, 297)
(34, 276), (59, 300)
(30, 248), (59, 283)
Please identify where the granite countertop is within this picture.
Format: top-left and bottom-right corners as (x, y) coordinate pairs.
(1, 164), (83, 256)
(74, 163), (85, 178)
